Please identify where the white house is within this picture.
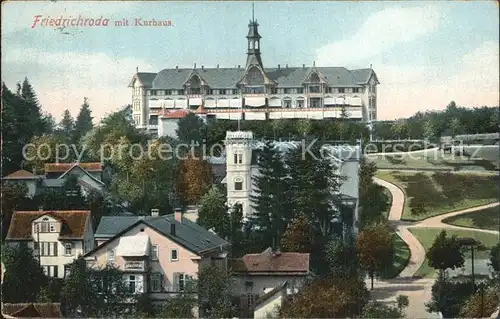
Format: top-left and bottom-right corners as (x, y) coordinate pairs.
(5, 210), (94, 278)
(222, 130), (362, 234)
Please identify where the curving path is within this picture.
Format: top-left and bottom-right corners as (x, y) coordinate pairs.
(371, 177), (499, 318)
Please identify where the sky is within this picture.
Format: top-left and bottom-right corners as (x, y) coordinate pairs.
(2, 1), (499, 123)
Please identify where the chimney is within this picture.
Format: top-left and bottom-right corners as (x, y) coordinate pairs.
(38, 206), (44, 212)
(238, 65), (241, 69)
(136, 66), (138, 73)
(202, 65), (204, 71)
(286, 64), (288, 68)
(313, 61), (316, 67)
(151, 208), (160, 217)
(174, 208), (182, 223)
(217, 64), (219, 68)
(194, 63), (196, 69)
(278, 64), (280, 70)
(170, 223), (176, 236)
(303, 64), (305, 69)
(176, 65), (178, 69)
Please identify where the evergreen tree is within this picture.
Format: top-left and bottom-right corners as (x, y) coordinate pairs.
(197, 187), (228, 236)
(249, 140), (290, 250)
(59, 109), (75, 138)
(73, 97), (93, 144)
(1, 243), (48, 302)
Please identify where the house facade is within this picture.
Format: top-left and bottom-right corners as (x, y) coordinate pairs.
(230, 248), (309, 311)
(1, 162), (105, 198)
(129, 14), (379, 137)
(85, 209), (229, 303)
(5, 210), (94, 278)
(223, 130), (362, 234)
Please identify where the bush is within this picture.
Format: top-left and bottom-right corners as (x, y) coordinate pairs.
(426, 279), (475, 318)
(459, 289), (499, 318)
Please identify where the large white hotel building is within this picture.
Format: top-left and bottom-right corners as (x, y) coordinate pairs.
(129, 16), (379, 136)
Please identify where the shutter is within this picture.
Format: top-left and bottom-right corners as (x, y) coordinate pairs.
(40, 242), (44, 256)
(173, 272), (179, 292)
(54, 242), (58, 256)
(53, 266), (58, 278)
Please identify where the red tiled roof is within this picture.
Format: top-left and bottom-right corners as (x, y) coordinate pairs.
(230, 248), (310, 274)
(159, 109), (191, 119)
(1, 303), (61, 318)
(44, 162), (103, 173)
(6, 211), (90, 240)
(3, 169), (36, 179)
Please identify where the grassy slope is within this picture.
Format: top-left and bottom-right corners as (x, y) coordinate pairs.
(442, 206), (500, 231)
(408, 227), (500, 278)
(380, 233), (411, 279)
(376, 171), (499, 221)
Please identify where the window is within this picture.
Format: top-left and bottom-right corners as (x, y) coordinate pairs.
(219, 89), (226, 95)
(49, 223), (56, 232)
(284, 88), (291, 94)
(326, 87), (332, 93)
(151, 245), (159, 261)
(178, 90), (184, 95)
(43, 266), (58, 277)
(40, 242), (57, 256)
(283, 99), (292, 108)
(133, 101), (140, 111)
(175, 273), (189, 292)
(190, 88), (201, 94)
(271, 88), (277, 94)
(52, 266), (58, 278)
(353, 88), (360, 93)
(309, 86), (320, 93)
(151, 90), (157, 96)
(234, 178), (243, 190)
(296, 99), (304, 108)
(233, 153), (242, 164)
(171, 249), (178, 261)
(133, 115), (141, 126)
(107, 249), (115, 262)
(246, 293), (255, 307)
(311, 98), (321, 108)
(64, 243), (72, 256)
(165, 90), (172, 95)
(297, 88), (304, 94)
(338, 88), (345, 93)
(64, 265), (71, 278)
(245, 281), (253, 291)
(128, 275), (137, 294)
(150, 273), (163, 292)
(232, 89), (238, 94)
(209, 89), (215, 95)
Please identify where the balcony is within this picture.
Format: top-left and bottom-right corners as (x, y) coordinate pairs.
(124, 260), (146, 271)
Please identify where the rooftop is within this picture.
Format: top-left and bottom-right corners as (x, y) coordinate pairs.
(230, 247), (309, 275)
(44, 162), (103, 173)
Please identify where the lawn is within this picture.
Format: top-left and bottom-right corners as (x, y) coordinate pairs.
(366, 146), (499, 171)
(408, 227), (500, 278)
(376, 171), (499, 221)
(442, 206), (500, 231)
(380, 233), (411, 279)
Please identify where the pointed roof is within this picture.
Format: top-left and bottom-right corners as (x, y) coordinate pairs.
(44, 162), (103, 173)
(195, 105), (207, 114)
(127, 72), (157, 87)
(230, 247), (310, 274)
(159, 109), (192, 119)
(2, 169), (39, 179)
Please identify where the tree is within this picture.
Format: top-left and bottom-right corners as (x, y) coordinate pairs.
(281, 213), (312, 253)
(59, 109), (75, 139)
(423, 120), (436, 141)
(450, 117), (463, 137)
(339, 106), (349, 120)
(490, 241), (500, 273)
(426, 279), (476, 318)
(358, 158), (390, 226)
(279, 277), (369, 318)
(361, 300), (406, 318)
(176, 113), (206, 145)
(226, 203), (246, 257)
(426, 230), (465, 277)
(459, 288), (499, 318)
(177, 154), (212, 205)
(1, 183), (28, 241)
(296, 119), (312, 137)
(24, 133), (67, 173)
(61, 259), (133, 317)
(1, 243), (47, 303)
(73, 97), (93, 144)
(250, 141), (290, 250)
(391, 120), (407, 140)
(159, 294), (196, 318)
(37, 278), (63, 302)
(356, 222), (393, 290)
(325, 240), (359, 280)
(197, 265), (236, 318)
(197, 187), (228, 236)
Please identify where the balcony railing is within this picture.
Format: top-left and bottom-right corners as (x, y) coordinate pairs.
(124, 260), (146, 271)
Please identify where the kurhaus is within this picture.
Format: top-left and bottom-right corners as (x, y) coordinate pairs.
(128, 11), (379, 137)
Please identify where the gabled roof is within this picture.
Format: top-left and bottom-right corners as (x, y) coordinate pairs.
(159, 109), (192, 119)
(1, 303), (61, 318)
(57, 164), (105, 186)
(6, 210), (91, 240)
(92, 214), (229, 256)
(44, 162), (103, 173)
(2, 169), (40, 180)
(128, 72), (158, 87)
(230, 248), (309, 275)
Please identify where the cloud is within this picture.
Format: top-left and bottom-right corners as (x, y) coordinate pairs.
(2, 48), (154, 122)
(316, 5), (442, 66)
(376, 41), (499, 119)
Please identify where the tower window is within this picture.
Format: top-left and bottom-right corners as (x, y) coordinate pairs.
(234, 177), (243, 191)
(255, 41), (259, 49)
(234, 153), (243, 164)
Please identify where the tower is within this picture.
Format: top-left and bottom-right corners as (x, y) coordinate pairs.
(245, 3), (263, 69)
(224, 131), (254, 217)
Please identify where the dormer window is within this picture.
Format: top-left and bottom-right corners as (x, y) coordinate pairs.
(35, 219), (57, 233)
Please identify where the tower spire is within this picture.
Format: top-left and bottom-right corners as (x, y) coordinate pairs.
(252, 2), (255, 22)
